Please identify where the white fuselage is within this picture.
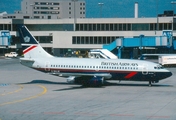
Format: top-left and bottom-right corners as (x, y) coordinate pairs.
(21, 57), (171, 82)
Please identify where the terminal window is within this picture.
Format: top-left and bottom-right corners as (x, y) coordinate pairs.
(72, 36), (118, 44)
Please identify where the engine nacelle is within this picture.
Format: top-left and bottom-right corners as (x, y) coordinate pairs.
(89, 76), (103, 86)
(67, 76), (104, 87)
(67, 76), (75, 84)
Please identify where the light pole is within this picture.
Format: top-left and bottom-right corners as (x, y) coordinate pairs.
(171, 1), (176, 32)
(98, 3), (104, 18)
(30, 4), (35, 19)
(72, 0), (78, 31)
(156, 0), (159, 33)
(171, 1), (176, 46)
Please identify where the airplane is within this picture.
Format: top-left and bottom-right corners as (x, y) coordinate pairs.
(18, 25), (172, 87)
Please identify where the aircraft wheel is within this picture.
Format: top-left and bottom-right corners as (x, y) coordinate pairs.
(149, 81), (152, 87)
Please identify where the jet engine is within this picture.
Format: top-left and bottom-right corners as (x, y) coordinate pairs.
(67, 76), (104, 87)
(88, 76), (104, 87)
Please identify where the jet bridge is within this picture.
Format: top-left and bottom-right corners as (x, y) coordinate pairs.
(103, 30), (173, 59)
(88, 49), (118, 59)
(0, 30), (11, 46)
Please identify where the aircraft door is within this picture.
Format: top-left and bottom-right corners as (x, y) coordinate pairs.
(45, 61), (50, 71)
(142, 64), (148, 75)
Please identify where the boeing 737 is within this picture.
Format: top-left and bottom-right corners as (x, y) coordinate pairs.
(18, 25), (172, 87)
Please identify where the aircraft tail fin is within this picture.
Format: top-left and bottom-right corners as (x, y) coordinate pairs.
(18, 25), (53, 58)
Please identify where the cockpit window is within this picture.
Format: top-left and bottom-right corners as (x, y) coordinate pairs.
(154, 65), (163, 69)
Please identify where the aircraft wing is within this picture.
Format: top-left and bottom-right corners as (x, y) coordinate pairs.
(50, 72), (112, 79)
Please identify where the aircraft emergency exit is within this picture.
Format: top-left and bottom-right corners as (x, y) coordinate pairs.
(18, 25), (172, 86)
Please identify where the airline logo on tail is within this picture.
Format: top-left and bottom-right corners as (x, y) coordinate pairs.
(24, 36), (30, 43)
(18, 25), (38, 44)
(18, 24), (53, 58)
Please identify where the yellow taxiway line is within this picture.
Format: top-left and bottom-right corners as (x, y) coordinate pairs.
(0, 85), (23, 96)
(0, 85), (47, 106)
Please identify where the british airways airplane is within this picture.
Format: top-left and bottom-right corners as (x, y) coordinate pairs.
(18, 25), (172, 87)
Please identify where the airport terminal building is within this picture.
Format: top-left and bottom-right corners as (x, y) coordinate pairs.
(0, 0), (176, 58)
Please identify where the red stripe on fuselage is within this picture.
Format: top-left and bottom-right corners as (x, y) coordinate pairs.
(124, 72), (137, 79)
(23, 45), (37, 54)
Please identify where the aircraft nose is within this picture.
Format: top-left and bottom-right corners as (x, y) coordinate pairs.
(154, 71), (172, 80)
(161, 71), (172, 79)
(167, 71), (172, 77)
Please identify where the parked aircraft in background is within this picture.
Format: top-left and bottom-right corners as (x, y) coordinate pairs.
(18, 25), (172, 87)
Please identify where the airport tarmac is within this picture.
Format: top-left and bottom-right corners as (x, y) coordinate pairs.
(0, 58), (176, 120)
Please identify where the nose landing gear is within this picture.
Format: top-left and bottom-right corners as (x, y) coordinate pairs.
(149, 80), (159, 87)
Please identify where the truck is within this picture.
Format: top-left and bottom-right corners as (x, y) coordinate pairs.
(158, 55), (176, 66)
(5, 52), (18, 57)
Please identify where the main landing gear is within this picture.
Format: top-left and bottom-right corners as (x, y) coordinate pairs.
(149, 81), (152, 87)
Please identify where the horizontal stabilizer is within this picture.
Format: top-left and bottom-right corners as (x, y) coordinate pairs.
(20, 58), (35, 62)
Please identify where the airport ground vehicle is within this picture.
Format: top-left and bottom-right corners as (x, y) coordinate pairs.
(159, 55), (176, 66)
(5, 52), (18, 57)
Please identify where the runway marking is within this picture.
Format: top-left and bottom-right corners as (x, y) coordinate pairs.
(11, 111), (33, 114)
(0, 85), (47, 106)
(0, 85), (23, 96)
(147, 116), (170, 119)
(75, 112), (98, 116)
(110, 114), (134, 117)
(44, 112), (65, 115)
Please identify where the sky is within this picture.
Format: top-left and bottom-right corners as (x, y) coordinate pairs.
(0, 0), (174, 18)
